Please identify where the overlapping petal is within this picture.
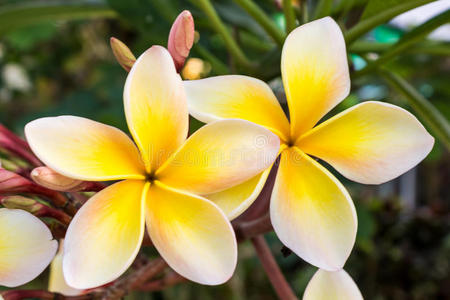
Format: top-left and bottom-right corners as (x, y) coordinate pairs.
(297, 101), (435, 184)
(303, 269), (363, 300)
(124, 45), (188, 172)
(25, 116), (145, 181)
(184, 75), (290, 140)
(270, 147), (357, 271)
(205, 167), (271, 220)
(0, 208), (57, 287)
(145, 182), (237, 285)
(281, 17), (350, 138)
(63, 180), (147, 289)
(49, 241), (83, 296)
(156, 119), (280, 195)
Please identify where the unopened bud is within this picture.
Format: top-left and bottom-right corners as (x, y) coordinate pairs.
(0, 168), (32, 193)
(110, 37), (136, 72)
(168, 10), (195, 72)
(31, 167), (83, 192)
(0, 195), (41, 214)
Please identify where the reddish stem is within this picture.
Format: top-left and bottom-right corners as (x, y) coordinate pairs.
(0, 124), (42, 167)
(235, 161), (278, 222)
(234, 213), (273, 242)
(251, 235), (298, 300)
(37, 205), (72, 225)
(79, 181), (107, 192)
(27, 184), (77, 216)
(101, 258), (167, 299)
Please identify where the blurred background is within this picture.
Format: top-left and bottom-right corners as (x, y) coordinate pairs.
(0, 0), (449, 299)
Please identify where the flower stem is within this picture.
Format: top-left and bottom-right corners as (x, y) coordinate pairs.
(251, 235), (297, 300)
(191, 0), (253, 68)
(233, 0), (286, 46)
(344, 0), (436, 45)
(379, 69), (450, 150)
(235, 213), (273, 241)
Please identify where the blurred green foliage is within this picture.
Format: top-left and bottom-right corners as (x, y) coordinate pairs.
(0, 0), (449, 299)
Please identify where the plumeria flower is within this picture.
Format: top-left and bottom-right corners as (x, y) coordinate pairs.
(0, 208), (57, 287)
(48, 240), (83, 296)
(183, 17), (434, 270)
(303, 269), (363, 300)
(25, 46), (279, 288)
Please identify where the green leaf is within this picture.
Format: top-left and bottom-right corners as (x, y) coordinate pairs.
(4, 22), (59, 51)
(361, 0), (405, 20)
(345, 0), (437, 44)
(313, 0), (333, 20)
(354, 9), (450, 76)
(0, 0), (116, 36)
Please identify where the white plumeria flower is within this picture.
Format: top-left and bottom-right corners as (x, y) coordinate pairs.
(0, 208), (57, 287)
(303, 269), (363, 300)
(183, 17), (434, 270)
(25, 46), (279, 289)
(48, 240), (83, 296)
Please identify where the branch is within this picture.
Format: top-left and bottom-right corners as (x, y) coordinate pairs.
(251, 235), (297, 300)
(235, 213), (273, 242)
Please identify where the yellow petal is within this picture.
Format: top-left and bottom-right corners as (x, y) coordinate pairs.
(184, 75), (290, 141)
(146, 181), (237, 285)
(297, 101), (435, 184)
(271, 147), (357, 270)
(156, 119), (280, 195)
(0, 208), (57, 287)
(124, 46), (188, 172)
(281, 17), (350, 138)
(49, 240), (83, 296)
(25, 116), (145, 181)
(205, 167), (271, 220)
(303, 269), (363, 300)
(63, 180), (147, 289)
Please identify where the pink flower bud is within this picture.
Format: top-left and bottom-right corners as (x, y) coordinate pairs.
(0, 168), (33, 193)
(168, 10), (195, 72)
(110, 37), (136, 72)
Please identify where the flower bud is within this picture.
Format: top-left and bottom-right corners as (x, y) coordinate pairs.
(168, 10), (195, 72)
(110, 37), (136, 72)
(31, 167), (83, 192)
(0, 168), (32, 193)
(0, 195), (41, 214)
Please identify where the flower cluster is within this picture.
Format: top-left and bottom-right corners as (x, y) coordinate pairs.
(0, 11), (433, 300)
